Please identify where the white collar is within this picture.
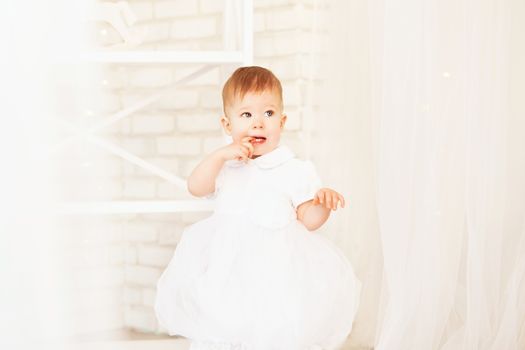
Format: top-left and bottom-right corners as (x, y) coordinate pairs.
(225, 144), (296, 169)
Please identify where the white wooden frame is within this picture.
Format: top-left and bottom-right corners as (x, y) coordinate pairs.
(53, 0), (252, 214)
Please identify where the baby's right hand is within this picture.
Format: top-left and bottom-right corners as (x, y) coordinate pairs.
(217, 136), (255, 162)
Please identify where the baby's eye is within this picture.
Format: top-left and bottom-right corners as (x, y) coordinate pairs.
(264, 110), (274, 117)
(241, 112), (252, 118)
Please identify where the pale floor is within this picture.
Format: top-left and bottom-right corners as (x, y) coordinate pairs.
(68, 329), (371, 350)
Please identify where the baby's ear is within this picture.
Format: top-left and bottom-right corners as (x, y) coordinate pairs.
(280, 114), (287, 129)
(220, 116), (232, 135)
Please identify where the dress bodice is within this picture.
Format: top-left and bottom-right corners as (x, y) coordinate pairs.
(209, 145), (323, 230)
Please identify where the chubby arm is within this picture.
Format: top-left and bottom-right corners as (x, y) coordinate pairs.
(187, 136), (254, 197)
(297, 200), (331, 231)
(187, 149), (226, 197)
(297, 188), (346, 231)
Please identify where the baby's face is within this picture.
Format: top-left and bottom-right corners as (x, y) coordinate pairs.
(221, 89), (287, 157)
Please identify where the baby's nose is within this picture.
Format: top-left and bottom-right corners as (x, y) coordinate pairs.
(251, 117), (264, 128)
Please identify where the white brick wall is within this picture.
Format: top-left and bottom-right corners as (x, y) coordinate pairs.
(157, 136), (201, 155)
(73, 268), (123, 295)
(69, 179), (123, 200)
(264, 5), (308, 31)
(199, 89), (222, 109)
(181, 211), (213, 224)
(131, 114), (175, 134)
(120, 137), (156, 156)
(199, 0), (226, 14)
(123, 178), (157, 198)
(100, 67), (127, 89)
(95, 91), (122, 114)
(282, 82), (302, 107)
(120, 92), (142, 110)
(70, 0), (322, 336)
(70, 307), (124, 334)
(98, 24), (122, 46)
(58, 217), (127, 336)
(124, 222), (158, 242)
(140, 22), (171, 42)
(158, 222), (185, 245)
(125, 265), (162, 286)
(138, 245), (174, 267)
(171, 17), (217, 39)
(124, 286), (142, 304)
(177, 113), (222, 132)
(203, 135), (227, 154)
(283, 107), (302, 130)
(126, 246), (138, 264)
(142, 288), (157, 307)
(124, 305), (158, 332)
(156, 88), (200, 109)
(256, 29), (313, 57)
(181, 158), (201, 177)
(108, 245), (125, 264)
(253, 12), (266, 32)
(174, 67), (221, 86)
(133, 157), (180, 177)
(128, 1), (153, 21)
(155, 0), (199, 18)
(157, 181), (188, 198)
(129, 67), (173, 88)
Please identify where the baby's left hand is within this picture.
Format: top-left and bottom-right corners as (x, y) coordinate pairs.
(312, 188), (346, 211)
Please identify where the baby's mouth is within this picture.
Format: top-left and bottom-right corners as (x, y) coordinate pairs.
(250, 136), (267, 145)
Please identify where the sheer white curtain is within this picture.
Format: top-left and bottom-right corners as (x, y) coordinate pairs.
(0, 1), (93, 348)
(308, 0), (525, 349)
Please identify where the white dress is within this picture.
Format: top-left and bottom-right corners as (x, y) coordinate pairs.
(154, 144), (361, 350)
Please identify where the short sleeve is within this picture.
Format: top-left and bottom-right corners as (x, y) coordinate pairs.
(204, 164), (227, 200)
(290, 160), (323, 209)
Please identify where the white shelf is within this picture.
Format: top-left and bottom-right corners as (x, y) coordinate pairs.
(51, 0), (253, 214)
(78, 50), (245, 63)
(54, 200), (215, 214)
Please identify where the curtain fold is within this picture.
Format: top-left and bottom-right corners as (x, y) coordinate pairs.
(310, 0), (525, 348)
(0, 1), (93, 348)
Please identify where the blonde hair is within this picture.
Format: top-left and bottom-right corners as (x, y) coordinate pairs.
(222, 66), (283, 115)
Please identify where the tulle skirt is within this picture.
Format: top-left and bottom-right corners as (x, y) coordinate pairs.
(154, 212), (361, 350)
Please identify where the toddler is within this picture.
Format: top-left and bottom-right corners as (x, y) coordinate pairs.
(155, 66), (361, 350)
